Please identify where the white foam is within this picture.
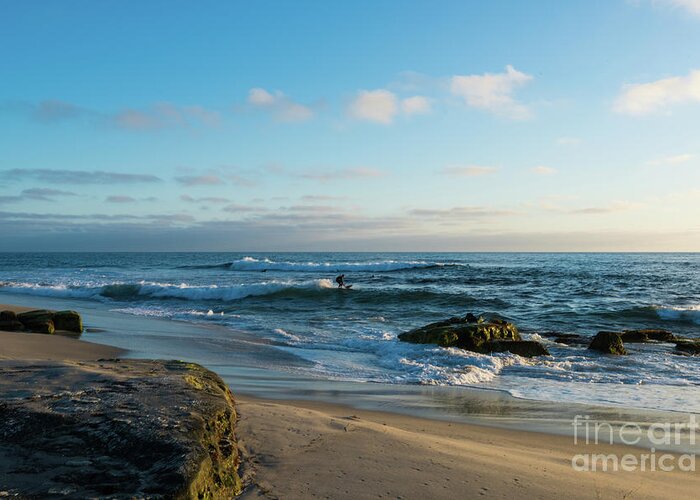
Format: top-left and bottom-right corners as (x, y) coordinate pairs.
(227, 257), (440, 272)
(655, 304), (700, 324)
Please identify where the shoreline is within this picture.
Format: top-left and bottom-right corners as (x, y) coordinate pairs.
(2, 302), (699, 498)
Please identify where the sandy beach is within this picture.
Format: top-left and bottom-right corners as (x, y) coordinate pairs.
(1, 303), (698, 498)
(236, 397), (698, 499)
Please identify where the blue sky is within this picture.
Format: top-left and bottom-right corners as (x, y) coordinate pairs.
(1, 0), (700, 251)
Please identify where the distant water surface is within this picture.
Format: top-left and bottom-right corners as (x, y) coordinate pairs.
(1, 252), (698, 413)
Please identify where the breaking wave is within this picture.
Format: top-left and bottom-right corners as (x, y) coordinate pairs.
(655, 304), (700, 325)
(179, 256), (444, 272)
(0, 279), (335, 303)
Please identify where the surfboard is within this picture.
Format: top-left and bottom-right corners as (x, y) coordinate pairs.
(344, 284), (353, 290)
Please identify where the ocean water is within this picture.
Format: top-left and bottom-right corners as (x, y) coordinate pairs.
(1, 252), (699, 413)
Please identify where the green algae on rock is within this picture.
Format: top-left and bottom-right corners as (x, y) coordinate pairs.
(398, 314), (549, 357)
(588, 331), (628, 355)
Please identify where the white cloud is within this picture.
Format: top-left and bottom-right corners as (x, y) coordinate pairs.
(613, 69), (700, 115)
(450, 65), (534, 119)
(653, 0), (700, 17)
(248, 88), (277, 106)
(248, 88), (313, 122)
(401, 96), (431, 115)
(441, 165), (498, 177)
(347, 89), (398, 124)
(647, 153), (695, 166)
(531, 165), (557, 175)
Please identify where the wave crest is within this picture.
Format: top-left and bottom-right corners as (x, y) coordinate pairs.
(0, 279), (334, 303)
(180, 256), (442, 272)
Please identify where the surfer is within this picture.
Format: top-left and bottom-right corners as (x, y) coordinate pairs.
(335, 274), (346, 288)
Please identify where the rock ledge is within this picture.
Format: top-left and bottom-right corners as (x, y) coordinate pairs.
(0, 359), (242, 498)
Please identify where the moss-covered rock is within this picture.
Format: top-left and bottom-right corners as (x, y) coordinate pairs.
(589, 331), (628, 355)
(621, 329), (675, 343)
(53, 310), (83, 333)
(398, 314), (520, 353)
(487, 340), (550, 357)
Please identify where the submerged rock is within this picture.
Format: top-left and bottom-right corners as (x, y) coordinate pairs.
(621, 329), (675, 343)
(0, 359), (242, 498)
(674, 340), (700, 355)
(554, 334), (588, 346)
(398, 315), (521, 352)
(487, 340), (550, 357)
(589, 331), (628, 355)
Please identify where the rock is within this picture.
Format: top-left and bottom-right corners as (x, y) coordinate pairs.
(0, 359), (242, 498)
(487, 340), (550, 357)
(16, 309), (84, 334)
(0, 320), (24, 331)
(589, 331), (628, 355)
(465, 313), (481, 323)
(17, 309), (54, 323)
(398, 315), (520, 353)
(621, 329), (675, 343)
(53, 310), (83, 333)
(0, 310), (17, 321)
(674, 340), (700, 355)
(555, 334), (588, 346)
(22, 319), (55, 334)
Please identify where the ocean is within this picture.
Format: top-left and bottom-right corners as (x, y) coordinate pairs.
(1, 252), (699, 414)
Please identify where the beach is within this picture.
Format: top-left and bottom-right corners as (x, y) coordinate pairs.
(1, 303), (698, 498)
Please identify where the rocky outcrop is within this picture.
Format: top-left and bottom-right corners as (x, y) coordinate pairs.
(398, 314), (550, 357)
(621, 329), (675, 343)
(0, 310), (24, 332)
(8, 309), (84, 334)
(487, 340), (550, 357)
(0, 359), (242, 498)
(589, 331), (628, 355)
(398, 315), (519, 349)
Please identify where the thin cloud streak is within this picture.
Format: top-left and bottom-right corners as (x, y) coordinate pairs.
(2, 169), (162, 184)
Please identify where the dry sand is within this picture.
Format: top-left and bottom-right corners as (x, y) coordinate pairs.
(236, 397), (699, 499)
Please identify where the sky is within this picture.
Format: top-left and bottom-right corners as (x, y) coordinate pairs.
(1, 0), (700, 251)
